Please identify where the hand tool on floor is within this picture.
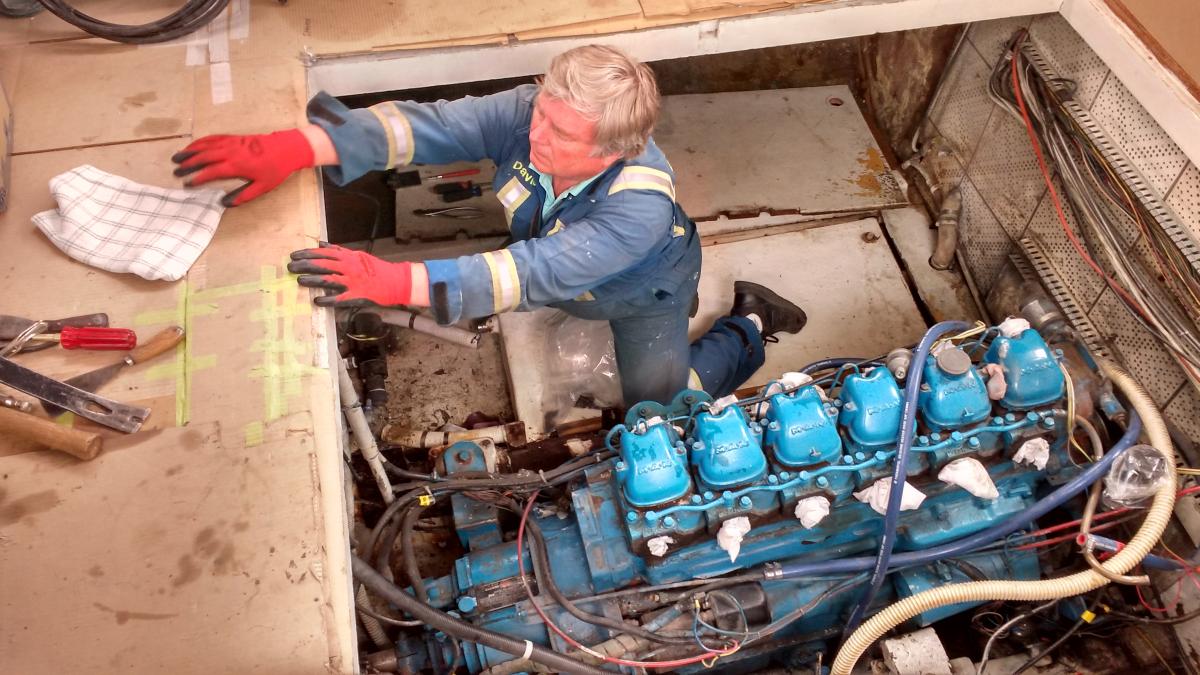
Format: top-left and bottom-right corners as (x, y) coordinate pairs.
(22, 326), (137, 351)
(0, 356), (150, 433)
(0, 320), (46, 357)
(386, 167), (481, 188)
(0, 405), (103, 460)
(437, 181), (492, 203)
(1, 394), (32, 412)
(0, 313), (109, 353)
(39, 325), (185, 419)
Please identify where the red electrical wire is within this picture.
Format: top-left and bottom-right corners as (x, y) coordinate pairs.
(515, 490), (738, 669)
(1015, 485), (1200, 542)
(1015, 517), (1131, 551)
(1008, 47), (1157, 326)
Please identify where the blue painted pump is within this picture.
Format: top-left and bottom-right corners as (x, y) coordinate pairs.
(985, 324), (1066, 409)
(399, 323), (1096, 673)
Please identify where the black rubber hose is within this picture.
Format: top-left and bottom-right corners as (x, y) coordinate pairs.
(352, 555), (614, 675)
(400, 505), (429, 603)
(364, 452), (612, 569)
(35, 0), (228, 44)
(522, 514), (693, 645)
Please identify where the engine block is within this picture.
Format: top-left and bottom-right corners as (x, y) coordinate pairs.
(400, 322), (1082, 673)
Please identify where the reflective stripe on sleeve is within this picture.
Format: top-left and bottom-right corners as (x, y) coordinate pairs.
(687, 369), (704, 391)
(482, 250), (521, 313)
(367, 103), (414, 169)
(607, 165), (676, 201)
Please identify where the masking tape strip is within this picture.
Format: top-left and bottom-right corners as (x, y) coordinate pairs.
(210, 62), (234, 105)
(206, 9), (230, 63)
(244, 421), (264, 447)
(230, 0), (250, 41)
(249, 265), (324, 424)
(186, 42), (207, 66)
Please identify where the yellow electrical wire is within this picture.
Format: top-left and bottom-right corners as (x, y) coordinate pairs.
(1058, 362), (1093, 466)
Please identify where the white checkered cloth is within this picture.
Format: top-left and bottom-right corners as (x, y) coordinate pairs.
(32, 165), (226, 282)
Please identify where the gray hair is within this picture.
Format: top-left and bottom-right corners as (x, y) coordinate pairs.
(540, 44), (661, 158)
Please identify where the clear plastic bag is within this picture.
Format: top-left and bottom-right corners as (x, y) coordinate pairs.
(544, 312), (623, 414)
(1102, 444), (1172, 509)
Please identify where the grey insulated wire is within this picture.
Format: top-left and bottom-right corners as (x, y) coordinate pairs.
(988, 35), (1200, 387)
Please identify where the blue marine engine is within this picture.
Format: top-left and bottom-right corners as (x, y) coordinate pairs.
(390, 322), (1085, 673)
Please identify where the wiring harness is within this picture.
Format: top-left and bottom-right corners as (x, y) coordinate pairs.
(988, 32), (1200, 389)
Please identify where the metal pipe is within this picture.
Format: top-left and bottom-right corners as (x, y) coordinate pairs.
(382, 421), (526, 449)
(338, 357), (393, 504)
(374, 308), (482, 348)
(929, 188), (960, 270)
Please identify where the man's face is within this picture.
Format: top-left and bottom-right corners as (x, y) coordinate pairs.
(529, 95), (620, 182)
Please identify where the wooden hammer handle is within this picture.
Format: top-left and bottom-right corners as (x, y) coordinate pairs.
(0, 406), (102, 460)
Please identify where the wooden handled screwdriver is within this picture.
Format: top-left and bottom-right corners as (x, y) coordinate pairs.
(39, 326), (185, 418)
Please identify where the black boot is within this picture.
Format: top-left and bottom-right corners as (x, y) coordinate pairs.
(731, 281), (807, 342)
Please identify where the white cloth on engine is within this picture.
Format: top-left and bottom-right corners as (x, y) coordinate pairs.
(998, 316), (1031, 338)
(716, 516), (752, 563)
(794, 495), (831, 528)
(981, 363), (1007, 400)
(854, 479), (927, 516)
(1014, 437), (1051, 470)
(709, 394), (739, 415)
(937, 457), (1000, 499)
(647, 535), (675, 557)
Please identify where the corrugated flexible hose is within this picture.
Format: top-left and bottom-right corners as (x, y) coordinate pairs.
(831, 359), (1176, 674)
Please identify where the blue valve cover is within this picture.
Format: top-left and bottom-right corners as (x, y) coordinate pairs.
(764, 387), (843, 467)
(984, 327), (1065, 409)
(692, 405), (768, 489)
(615, 423), (692, 508)
(839, 368), (903, 449)
(919, 354), (991, 431)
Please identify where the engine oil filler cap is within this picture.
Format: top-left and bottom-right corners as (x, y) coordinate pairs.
(935, 347), (972, 376)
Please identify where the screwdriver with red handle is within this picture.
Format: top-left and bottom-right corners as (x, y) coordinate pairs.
(26, 326), (138, 351)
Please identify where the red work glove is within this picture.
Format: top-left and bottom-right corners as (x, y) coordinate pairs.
(171, 129), (315, 207)
(288, 244), (418, 308)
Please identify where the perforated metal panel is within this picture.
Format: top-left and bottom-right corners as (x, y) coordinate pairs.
(1089, 76), (1189, 195)
(958, 177), (1013, 292)
(967, 111), (1048, 239)
(1021, 180), (1106, 310)
(967, 15), (1033, 67)
(1166, 385), (1200, 447)
(929, 47), (994, 168)
(1088, 288), (1187, 406)
(1027, 14), (1111, 109)
(1014, 238), (1112, 360)
(1167, 163), (1200, 243)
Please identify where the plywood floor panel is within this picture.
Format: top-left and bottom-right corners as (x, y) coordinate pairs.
(654, 86), (907, 221)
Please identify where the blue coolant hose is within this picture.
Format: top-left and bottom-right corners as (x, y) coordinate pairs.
(776, 411), (1143, 579)
(843, 321), (970, 633)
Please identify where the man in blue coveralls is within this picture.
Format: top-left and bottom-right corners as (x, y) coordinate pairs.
(172, 45), (807, 406)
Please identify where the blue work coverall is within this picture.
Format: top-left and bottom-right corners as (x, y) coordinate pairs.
(307, 85), (765, 405)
